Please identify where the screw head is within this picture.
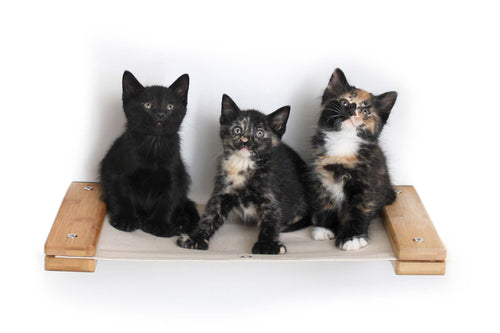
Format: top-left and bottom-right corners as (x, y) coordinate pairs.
(240, 255), (252, 259)
(67, 233), (78, 239)
(84, 186), (94, 191)
(413, 237), (424, 243)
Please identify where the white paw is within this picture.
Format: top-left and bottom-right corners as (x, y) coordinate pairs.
(341, 237), (368, 251)
(312, 227), (335, 241)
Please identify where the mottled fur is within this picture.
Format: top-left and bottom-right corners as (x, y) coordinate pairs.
(177, 94), (312, 254)
(311, 68), (397, 250)
(99, 71), (199, 236)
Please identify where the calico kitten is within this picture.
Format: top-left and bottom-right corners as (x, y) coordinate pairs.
(177, 94), (312, 254)
(99, 71), (199, 237)
(311, 68), (397, 250)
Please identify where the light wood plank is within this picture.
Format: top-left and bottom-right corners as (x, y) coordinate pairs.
(383, 186), (446, 261)
(45, 255), (96, 272)
(44, 182), (106, 257)
(394, 261), (446, 275)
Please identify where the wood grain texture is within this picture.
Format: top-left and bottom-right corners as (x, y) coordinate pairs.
(44, 182), (106, 257)
(394, 261), (446, 275)
(45, 255), (96, 272)
(383, 186), (446, 261)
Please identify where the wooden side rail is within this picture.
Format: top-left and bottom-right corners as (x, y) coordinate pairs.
(383, 186), (446, 275)
(44, 182), (106, 272)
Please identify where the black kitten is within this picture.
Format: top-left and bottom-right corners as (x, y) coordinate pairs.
(311, 68), (397, 250)
(99, 71), (199, 236)
(177, 94), (312, 254)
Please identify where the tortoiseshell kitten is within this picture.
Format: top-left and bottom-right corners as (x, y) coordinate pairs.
(177, 94), (312, 254)
(310, 68), (397, 250)
(100, 71), (199, 237)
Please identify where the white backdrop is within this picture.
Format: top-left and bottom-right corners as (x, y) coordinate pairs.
(2, 1), (499, 332)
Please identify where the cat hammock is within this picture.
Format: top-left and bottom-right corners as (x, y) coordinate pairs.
(44, 182), (446, 275)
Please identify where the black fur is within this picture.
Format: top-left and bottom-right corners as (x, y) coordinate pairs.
(99, 71), (199, 236)
(311, 68), (397, 250)
(177, 94), (312, 254)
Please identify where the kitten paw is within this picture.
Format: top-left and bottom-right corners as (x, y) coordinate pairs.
(109, 215), (141, 232)
(338, 236), (368, 251)
(252, 241), (287, 255)
(312, 227), (335, 241)
(176, 234), (209, 250)
(141, 220), (179, 237)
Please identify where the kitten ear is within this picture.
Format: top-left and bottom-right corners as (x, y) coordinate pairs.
(267, 106), (290, 138)
(374, 91), (398, 123)
(220, 94), (240, 124)
(122, 71), (144, 101)
(322, 68), (350, 103)
(170, 74), (190, 105)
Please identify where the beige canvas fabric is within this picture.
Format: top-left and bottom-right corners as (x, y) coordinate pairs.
(94, 213), (396, 262)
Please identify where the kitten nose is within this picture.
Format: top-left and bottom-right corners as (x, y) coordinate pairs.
(156, 112), (166, 120)
(240, 136), (249, 143)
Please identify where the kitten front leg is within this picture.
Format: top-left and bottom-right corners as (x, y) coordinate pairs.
(177, 193), (237, 250)
(312, 209), (339, 241)
(252, 205), (286, 255)
(104, 179), (141, 232)
(335, 202), (378, 251)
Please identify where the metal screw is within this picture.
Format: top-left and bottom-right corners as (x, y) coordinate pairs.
(413, 237), (424, 243)
(67, 233), (78, 239)
(84, 186), (94, 191)
(240, 255), (252, 259)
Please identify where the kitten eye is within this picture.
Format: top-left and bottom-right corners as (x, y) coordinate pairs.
(166, 104), (174, 111)
(144, 102), (152, 109)
(341, 99), (349, 107)
(362, 108), (369, 115)
(255, 130), (264, 138)
(232, 126), (242, 135)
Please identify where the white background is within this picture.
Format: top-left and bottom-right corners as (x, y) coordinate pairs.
(2, 0), (499, 332)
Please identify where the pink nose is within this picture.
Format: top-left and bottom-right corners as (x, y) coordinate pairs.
(240, 137), (249, 143)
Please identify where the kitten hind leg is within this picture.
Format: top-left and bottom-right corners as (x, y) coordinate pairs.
(141, 201), (177, 237)
(281, 212), (312, 232)
(174, 199), (200, 234)
(383, 172), (396, 205)
(311, 226), (335, 241)
(142, 198), (200, 237)
(384, 187), (397, 205)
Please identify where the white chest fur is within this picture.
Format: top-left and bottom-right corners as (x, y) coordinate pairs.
(317, 125), (364, 206)
(233, 204), (259, 223)
(326, 179), (345, 204)
(323, 125), (363, 157)
(221, 150), (255, 187)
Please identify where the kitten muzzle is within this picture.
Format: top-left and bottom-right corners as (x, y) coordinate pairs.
(237, 146), (252, 157)
(154, 112), (167, 127)
(348, 113), (364, 127)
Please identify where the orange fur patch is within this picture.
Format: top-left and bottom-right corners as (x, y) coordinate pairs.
(319, 155), (359, 168)
(354, 89), (370, 103)
(363, 115), (377, 133)
(359, 201), (376, 214)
